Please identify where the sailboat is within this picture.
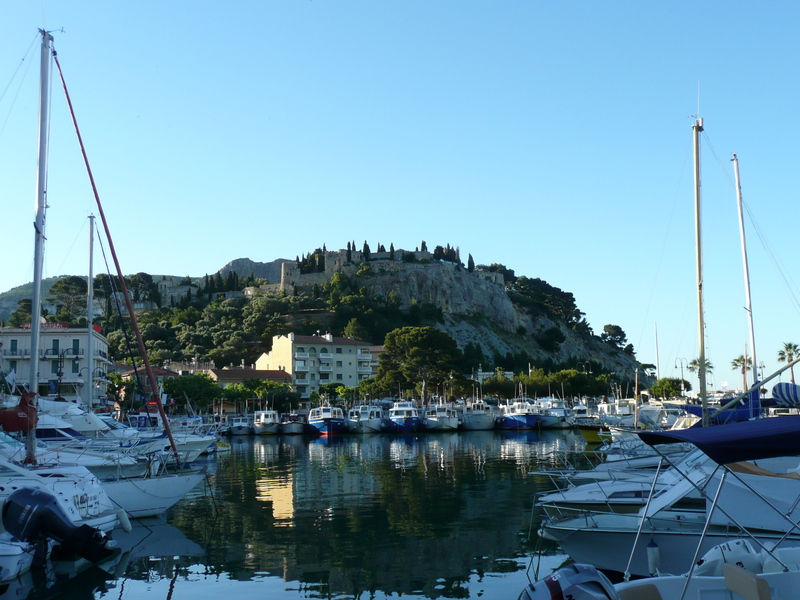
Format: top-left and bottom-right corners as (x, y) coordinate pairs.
(17, 30), (206, 520)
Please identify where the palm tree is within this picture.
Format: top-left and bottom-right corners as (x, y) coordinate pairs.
(687, 358), (713, 374)
(778, 342), (800, 384)
(731, 354), (753, 392)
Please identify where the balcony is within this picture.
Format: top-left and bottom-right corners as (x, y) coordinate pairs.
(319, 365), (333, 373)
(358, 366), (373, 373)
(294, 352), (309, 359)
(319, 352), (332, 359)
(294, 378), (309, 385)
(357, 352), (372, 359)
(1, 349), (29, 357)
(294, 364), (309, 372)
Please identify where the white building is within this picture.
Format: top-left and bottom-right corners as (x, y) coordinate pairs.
(0, 324), (112, 408)
(255, 333), (373, 398)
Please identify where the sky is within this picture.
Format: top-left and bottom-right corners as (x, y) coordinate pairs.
(2, 2), (800, 395)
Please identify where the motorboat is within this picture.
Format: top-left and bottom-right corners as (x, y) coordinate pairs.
(252, 410), (280, 435)
(225, 415), (254, 436)
(307, 405), (348, 436)
(422, 402), (459, 431)
(279, 412), (308, 435)
(458, 398), (497, 430)
(495, 398), (539, 430)
(386, 401), (424, 433)
(346, 405), (385, 433)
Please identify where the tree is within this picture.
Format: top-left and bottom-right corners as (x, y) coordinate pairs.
(162, 373), (221, 411)
(600, 324), (628, 349)
(377, 326), (462, 403)
(688, 358), (713, 374)
(648, 377), (686, 400)
(731, 354), (753, 392)
(778, 342), (800, 384)
(467, 254), (475, 273)
(47, 275), (88, 323)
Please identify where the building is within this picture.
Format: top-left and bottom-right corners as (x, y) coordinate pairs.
(207, 367), (292, 388)
(0, 323), (112, 408)
(255, 333), (373, 398)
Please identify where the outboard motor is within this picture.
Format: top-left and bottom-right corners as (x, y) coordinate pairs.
(517, 564), (618, 600)
(2, 488), (117, 563)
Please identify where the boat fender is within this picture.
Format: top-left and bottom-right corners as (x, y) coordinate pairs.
(116, 508), (132, 534)
(647, 540), (660, 576)
(516, 563), (617, 600)
(2, 487), (118, 564)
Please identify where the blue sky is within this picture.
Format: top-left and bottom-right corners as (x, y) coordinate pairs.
(2, 2), (800, 394)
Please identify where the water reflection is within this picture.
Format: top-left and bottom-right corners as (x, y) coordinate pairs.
(89, 430), (584, 599)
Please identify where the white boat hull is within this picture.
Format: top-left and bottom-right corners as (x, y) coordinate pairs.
(103, 470), (206, 518)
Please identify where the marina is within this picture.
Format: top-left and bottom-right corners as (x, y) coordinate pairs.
(25, 429), (586, 599)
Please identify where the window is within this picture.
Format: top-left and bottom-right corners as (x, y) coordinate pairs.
(51, 339), (59, 353)
(8, 361), (16, 371)
(72, 339), (80, 354)
(9, 340), (17, 353)
(320, 374), (329, 381)
(72, 360), (80, 374)
(335, 348), (343, 354)
(336, 361), (342, 367)
(296, 347), (305, 352)
(309, 348), (317, 354)
(310, 360), (315, 367)
(320, 347), (328, 353)
(336, 374), (343, 381)
(310, 374), (316, 381)
(50, 361), (58, 374)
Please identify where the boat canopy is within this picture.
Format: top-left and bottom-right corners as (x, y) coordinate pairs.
(638, 416), (800, 465)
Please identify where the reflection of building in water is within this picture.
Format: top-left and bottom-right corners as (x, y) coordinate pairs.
(256, 478), (295, 524)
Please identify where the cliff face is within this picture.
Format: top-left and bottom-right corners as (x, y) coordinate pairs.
(343, 261), (640, 378)
(216, 258), (290, 285)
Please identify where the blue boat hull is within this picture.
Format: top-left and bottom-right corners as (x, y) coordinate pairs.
(308, 418), (348, 436)
(387, 417), (424, 433)
(495, 414), (539, 430)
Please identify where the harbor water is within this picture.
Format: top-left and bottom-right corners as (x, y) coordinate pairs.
(32, 429), (593, 599)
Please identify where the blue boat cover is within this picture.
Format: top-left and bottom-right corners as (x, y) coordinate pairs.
(772, 382), (800, 406)
(637, 416), (800, 465)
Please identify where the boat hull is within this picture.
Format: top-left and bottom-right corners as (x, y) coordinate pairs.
(495, 414), (539, 430)
(308, 418), (348, 436)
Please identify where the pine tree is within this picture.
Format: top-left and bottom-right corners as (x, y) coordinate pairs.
(421, 240), (428, 252)
(389, 242), (395, 257)
(468, 253), (475, 272)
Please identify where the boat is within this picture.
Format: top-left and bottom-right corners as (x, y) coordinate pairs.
(495, 398), (539, 430)
(226, 415), (254, 436)
(307, 404), (348, 436)
(346, 405), (385, 433)
(279, 412), (309, 435)
(458, 398), (497, 431)
(520, 537), (800, 600)
(422, 402), (459, 431)
(252, 410), (281, 435)
(386, 401), (424, 433)
(533, 398), (575, 429)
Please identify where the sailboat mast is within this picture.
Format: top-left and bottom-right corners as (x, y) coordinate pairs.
(86, 214), (95, 408)
(732, 154), (759, 410)
(693, 118), (709, 426)
(26, 30), (54, 463)
(29, 30), (54, 401)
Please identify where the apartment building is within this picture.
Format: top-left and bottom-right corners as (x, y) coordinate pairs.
(255, 333), (373, 398)
(0, 323), (112, 408)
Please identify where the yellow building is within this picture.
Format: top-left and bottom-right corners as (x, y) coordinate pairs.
(255, 333), (372, 398)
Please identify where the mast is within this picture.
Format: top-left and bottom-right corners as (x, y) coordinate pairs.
(693, 118), (709, 426)
(26, 30), (54, 463)
(86, 214), (95, 408)
(732, 154), (759, 416)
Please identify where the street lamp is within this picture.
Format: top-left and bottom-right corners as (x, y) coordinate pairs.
(576, 361), (592, 374)
(675, 358), (688, 398)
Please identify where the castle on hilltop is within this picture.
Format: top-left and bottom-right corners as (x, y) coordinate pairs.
(244, 247), (505, 297)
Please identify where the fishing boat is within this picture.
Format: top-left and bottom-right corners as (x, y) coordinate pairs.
(495, 398), (539, 430)
(252, 410), (280, 435)
(226, 415), (254, 436)
(533, 398), (575, 429)
(386, 400), (424, 433)
(422, 402), (459, 431)
(307, 404), (348, 436)
(346, 405), (385, 433)
(279, 412), (309, 435)
(458, 398), (497, 430)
